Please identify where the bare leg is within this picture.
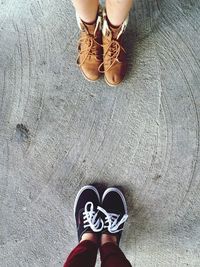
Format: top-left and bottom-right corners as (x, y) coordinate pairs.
(81, 233), (98, 244)
(101, 234), (117, 245)
(72, 0), (99, 23)
(105, 0), (133, 26)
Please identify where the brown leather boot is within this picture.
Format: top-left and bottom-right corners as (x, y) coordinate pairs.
(76, 12), (103, 81)
(101, 11), (129, 86)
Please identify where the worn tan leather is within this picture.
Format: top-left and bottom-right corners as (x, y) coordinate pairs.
(101, 16), (128, 86)
(77, 17), (103, 81)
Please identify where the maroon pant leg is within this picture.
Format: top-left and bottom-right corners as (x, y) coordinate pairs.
(63, 240), (98, 267)
(100, 242), (132, 267)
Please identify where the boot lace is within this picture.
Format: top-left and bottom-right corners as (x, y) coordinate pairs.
(98, 39), (126, 73)
(82, 202), (104, 232)
(97, 206), (128, 233)
(77, 35), (101, 66)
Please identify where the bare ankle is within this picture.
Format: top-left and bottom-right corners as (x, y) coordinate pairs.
(80, 233), (98, 244)
(101, 234), (117, 246)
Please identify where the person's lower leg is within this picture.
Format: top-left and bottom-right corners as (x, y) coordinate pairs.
(64, 236), (98, 267)
(105, 0), (133, 26)
(101, 234), (117, 246)
(81, 233), (98, 245)
(100, 234), (132, 267)
(72, 0), (99, 23)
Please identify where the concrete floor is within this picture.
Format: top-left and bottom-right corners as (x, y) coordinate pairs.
(0, 0), (200, 266)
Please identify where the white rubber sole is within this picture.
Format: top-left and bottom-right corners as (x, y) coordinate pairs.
(102, 187), (128, 214)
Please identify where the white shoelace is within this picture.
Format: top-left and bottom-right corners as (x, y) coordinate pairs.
(97, 206), (128, 233)
(83, 202), (104, 232)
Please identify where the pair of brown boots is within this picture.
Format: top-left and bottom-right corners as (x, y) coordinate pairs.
(77, 9), (128, 86)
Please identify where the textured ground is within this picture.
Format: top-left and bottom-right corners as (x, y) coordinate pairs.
(0, 0), (200, 266)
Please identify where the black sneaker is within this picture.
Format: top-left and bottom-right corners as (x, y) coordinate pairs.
(98, 187), (128, 244)
(74, 185), (104, 242)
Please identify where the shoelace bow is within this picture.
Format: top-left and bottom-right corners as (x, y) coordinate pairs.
(97, 206), (128, 233)
(98, 39), (126, 73)
(77, 35), (101, 66)
(83, 202), (104, 232)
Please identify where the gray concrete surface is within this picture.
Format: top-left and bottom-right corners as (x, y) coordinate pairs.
(0, 0), (200, 266)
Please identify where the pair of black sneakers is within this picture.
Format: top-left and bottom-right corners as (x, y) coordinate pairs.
(74, 185), (128, 244)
